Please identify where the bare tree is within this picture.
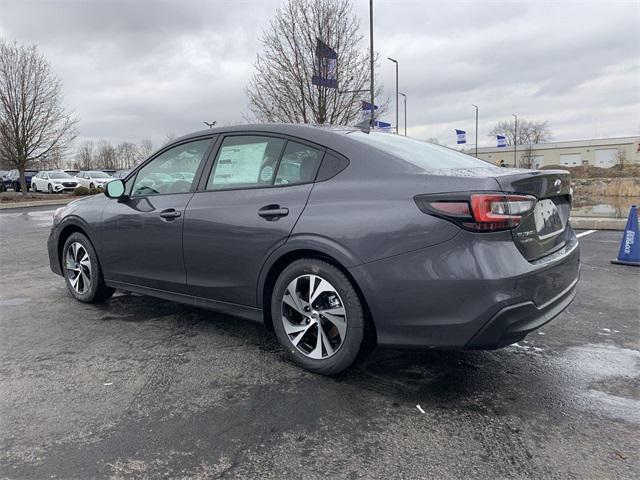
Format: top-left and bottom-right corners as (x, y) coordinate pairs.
(74, 141), (94, 170)
(0, 40), (77, 194)
(616, 148), (626, 168)
(95, 140), (117, 169)
(138, 139), (155, 162)
(116, 142), (139, 169)
(488, 119), (551, 146)
(246, 0), (385, 125)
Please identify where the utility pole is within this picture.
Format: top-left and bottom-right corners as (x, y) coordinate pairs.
(388, 57), (398, 134)
(369, 0), (375, 127)
(472, 104), (478, 157)
(399, 92), (407, 136)
(512, 114), (518, 167)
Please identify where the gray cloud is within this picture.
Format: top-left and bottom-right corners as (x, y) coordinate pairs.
(0, 0), (638, 151)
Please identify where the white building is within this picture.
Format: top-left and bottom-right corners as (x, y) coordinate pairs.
(473, 136), (640, 168)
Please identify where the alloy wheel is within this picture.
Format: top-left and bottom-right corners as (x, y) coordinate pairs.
(65, 242), (92, 294)
(281, 274), (347, 359)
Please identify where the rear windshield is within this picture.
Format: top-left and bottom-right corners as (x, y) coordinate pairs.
(345, 131), (492, 169)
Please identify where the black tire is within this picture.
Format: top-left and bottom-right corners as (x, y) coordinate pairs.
(62, 232), (115, 303)
(31, 183), (37, 193)
(89, 183), (95, 190)
(271, 258), (366, 375)
(48, 183), (53, 194)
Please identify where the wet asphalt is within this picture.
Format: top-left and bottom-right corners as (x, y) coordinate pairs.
(0, 205), (638, 479)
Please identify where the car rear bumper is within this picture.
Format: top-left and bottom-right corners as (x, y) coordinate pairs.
(347, 227), (580, 349)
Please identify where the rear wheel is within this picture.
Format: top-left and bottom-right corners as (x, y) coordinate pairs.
(271, 258), (365, 375)
(62, 232), (115, 303)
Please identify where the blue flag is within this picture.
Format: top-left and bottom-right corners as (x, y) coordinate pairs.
(497, 135), (506, 147)
(361, 101), (379, 111)
(311, 38), (338, 89)
(455, 129), (466, 144)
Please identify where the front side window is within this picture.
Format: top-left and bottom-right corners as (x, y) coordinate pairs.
(275, 142), (323, 185)
(207, 136), (286, 191)
(131, 139), (210, 196)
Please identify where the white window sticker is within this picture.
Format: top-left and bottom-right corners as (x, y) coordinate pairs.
(213, 142), (268, 184)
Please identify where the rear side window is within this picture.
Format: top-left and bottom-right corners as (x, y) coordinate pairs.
(275, 142), (323, 185)
(346, 131), (492, 169)
(207, 136), (286, 190)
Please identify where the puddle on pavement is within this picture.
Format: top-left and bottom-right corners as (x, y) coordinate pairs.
(571, 196), (637, 218)
(554, 343), (640, 424)
(0, 297), (30, 306)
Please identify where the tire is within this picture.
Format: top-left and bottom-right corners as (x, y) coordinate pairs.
(271, 258), (365, 375)
(89, 183), (95, 190)
(62, 232), (115, 303)
(48, 183), (53, 194)
(31, 183), (37, 193)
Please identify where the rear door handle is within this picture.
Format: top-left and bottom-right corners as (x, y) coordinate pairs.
(159, 208), (181, 219)
(258, 205), (289, 220)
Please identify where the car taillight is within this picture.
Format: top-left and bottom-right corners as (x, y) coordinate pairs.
(414, 193), (536, 232)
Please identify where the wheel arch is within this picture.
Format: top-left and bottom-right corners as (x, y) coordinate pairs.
(56, 220), (95, 272)
(259, 248), (377, 347)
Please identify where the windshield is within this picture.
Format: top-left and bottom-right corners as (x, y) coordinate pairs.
(346, 132), (492, 169)
(89, 172), (111, 178)
(49, 171), (72, 179)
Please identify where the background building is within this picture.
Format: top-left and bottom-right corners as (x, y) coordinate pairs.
(474, 136), (640, 168)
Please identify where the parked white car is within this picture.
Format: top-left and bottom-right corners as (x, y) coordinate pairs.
(76, 171), (113, 189)
(31, 170), (79, 193)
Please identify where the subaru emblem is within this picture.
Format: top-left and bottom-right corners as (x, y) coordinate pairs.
(554, 179), (562, 194)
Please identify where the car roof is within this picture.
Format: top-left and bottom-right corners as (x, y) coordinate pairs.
(172, 123), (363, 151)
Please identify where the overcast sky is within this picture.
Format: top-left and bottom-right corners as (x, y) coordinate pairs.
(1, 0), (639, 151)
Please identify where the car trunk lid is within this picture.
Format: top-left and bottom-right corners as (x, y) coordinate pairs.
(492, 169), (572, 261)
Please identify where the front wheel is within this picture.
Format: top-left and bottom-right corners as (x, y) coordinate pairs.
(31, 183), (37, 193)
(271, 258), (366, 375)
(48, 183), (53, 193)
(89, 183), (95, 190)
(62, 232), (115, 303)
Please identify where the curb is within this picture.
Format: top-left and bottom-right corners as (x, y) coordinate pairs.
(571, 216), (627, 231)
(0, 198), (73, 210)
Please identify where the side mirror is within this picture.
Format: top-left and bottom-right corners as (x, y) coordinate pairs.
(104, 179), (126, 199)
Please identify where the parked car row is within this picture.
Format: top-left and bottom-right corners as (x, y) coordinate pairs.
(0, 169), (131, 193)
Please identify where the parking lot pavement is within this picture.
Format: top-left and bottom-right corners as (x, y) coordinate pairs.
(0, 207), (638, 480)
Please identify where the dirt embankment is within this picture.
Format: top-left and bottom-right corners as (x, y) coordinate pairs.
(542, 164), (640, 198)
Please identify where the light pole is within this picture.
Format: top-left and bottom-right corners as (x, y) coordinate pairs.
(388, 57), (398, 134)
(369, 0), (375, 127)
(399, 92), (407, 136)
(512, 114), (518, 167)
(472, 104), (478, 157)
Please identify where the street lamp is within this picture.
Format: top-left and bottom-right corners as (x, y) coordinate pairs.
(387, 57), (398, 134)
(512, 114), (518, 167)
(472, 104), (478, 157)
(369, 0), (375, 127)
(399, 92), (407, 136)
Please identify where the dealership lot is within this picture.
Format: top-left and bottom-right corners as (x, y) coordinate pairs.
(0, 206), (638, 479)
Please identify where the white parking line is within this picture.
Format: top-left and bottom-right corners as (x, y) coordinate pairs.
(576, 230), (597, 238)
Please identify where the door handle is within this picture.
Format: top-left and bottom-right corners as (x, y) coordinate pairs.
(159, 208), (181, 219)
(258, 205), (289, 220)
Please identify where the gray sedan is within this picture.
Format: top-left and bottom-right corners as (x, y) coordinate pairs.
(47, 124), (580, 374)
